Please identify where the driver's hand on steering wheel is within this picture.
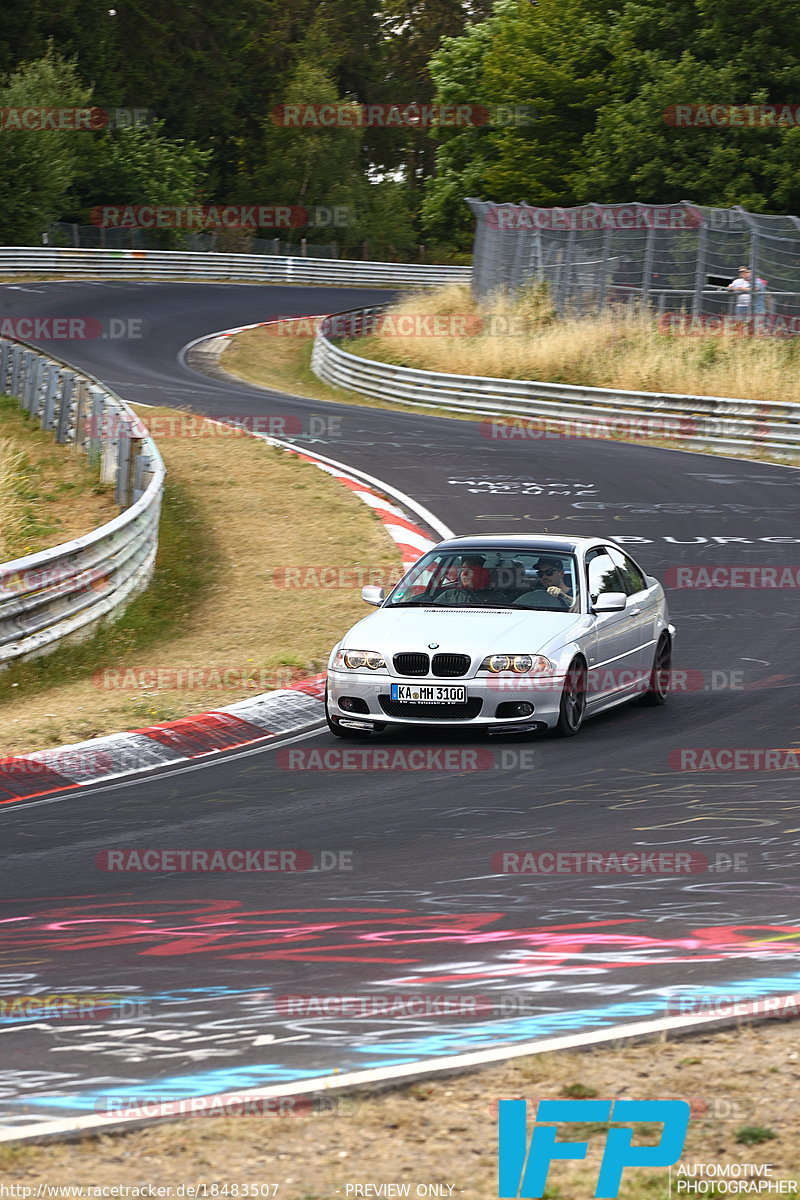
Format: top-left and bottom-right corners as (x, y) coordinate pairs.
(547, 586), (567, 598)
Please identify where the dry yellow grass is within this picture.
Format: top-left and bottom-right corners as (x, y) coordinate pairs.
(345, 283), (800, 402)
(0, 436), (26, 558)
(0, 403), (401, 756)
(0, 395), (119, 560)
(1, 1021), (798, 1198)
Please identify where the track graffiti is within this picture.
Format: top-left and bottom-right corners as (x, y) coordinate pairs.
(1, 901), (799, 972)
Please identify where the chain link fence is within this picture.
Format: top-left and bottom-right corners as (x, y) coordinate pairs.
(466, 199), (800, 327)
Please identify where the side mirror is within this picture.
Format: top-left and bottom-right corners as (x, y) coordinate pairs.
(592, 591), (627, 613)
(362, 585), (385, 606)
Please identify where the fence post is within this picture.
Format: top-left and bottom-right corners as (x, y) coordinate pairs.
(641, 222), (656, 304)
(597, 225), (612, 309)
(0, 340), (9, 393)
(749, 228), (761, 336)
(692, 220), (707, 318)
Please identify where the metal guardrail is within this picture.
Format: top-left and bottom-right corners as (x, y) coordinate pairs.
(311, 305), (800, 457)
(0, 247), (470, 288)
(0, 339), (165, 666)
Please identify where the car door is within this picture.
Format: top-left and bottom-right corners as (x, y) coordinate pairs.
(585, 548), (639, 703)
(607, 545), (661, 680)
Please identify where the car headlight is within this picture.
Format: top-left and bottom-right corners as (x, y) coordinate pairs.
(334, 649), (386, 670)
(480, 654), (554, 674)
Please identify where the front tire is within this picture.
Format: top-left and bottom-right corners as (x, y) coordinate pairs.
(552, 658), (587, 738)
(642, 634), (671, 706)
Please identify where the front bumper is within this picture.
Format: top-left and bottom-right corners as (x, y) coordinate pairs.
(327, 668), (564, 730)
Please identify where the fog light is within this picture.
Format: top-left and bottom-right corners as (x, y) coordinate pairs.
(496, 700), (535, 718)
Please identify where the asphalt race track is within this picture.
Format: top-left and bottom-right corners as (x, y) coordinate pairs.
(0, 281), (799, 1133)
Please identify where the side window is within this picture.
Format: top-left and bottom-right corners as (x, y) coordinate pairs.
(586, 550), (624, 602)
(607, 547), (647, 596)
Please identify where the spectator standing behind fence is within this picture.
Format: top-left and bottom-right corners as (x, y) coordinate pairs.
(728, 266), (753, 318)
(728, 266), (769, 316)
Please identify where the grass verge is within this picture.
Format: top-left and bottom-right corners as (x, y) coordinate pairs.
(219, 296), (798, 467)
(1, 1021), (798, 1197)
(0, 402), (401, 756)
(0, 393), (118, 560)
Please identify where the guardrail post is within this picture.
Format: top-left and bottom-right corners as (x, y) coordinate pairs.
(55, 372), (75, 443)
(41, 361), (61, 430)
(114, 421), (134, 506)
(9, 345), (22, 397)
(71, 378), (90, 450)
(0, 340), (10, 393)
(27, 355), (47, 420)
(128, 437), (145, 505)
(87, 386), (105, 468)
(101, 401), (120, 486)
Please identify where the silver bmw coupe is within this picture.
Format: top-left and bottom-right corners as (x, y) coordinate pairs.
(325, 535), (675, 738)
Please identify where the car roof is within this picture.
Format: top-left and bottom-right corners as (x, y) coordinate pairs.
(434, 534), (606, 554)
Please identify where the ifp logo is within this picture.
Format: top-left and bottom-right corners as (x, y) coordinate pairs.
(498, 1098), (690, 1197)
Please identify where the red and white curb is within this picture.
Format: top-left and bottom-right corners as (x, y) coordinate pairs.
(0, 345), (453, 805)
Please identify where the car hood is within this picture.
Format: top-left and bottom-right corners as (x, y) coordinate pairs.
(340, 607), (586, 656)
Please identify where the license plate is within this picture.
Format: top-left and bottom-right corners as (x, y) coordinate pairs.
(390, 684), (466, 703)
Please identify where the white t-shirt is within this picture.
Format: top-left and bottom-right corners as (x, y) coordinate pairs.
(730, 277), (751, 308)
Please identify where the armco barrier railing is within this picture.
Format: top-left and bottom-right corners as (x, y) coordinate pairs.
(311, 306), (800, 458)
(0, 340), (165, 666)
(0, 247), (470, 288)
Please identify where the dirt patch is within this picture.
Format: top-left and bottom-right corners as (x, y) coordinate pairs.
(0, 403), (401, 756)
(1, 1021), (798, 1197)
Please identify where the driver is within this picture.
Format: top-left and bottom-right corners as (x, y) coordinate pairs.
(533, 557), (574, 605)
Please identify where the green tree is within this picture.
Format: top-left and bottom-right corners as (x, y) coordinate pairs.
(67, 120), (211, 235)
(0, 46), (93, 243)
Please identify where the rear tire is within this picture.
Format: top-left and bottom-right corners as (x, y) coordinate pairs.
(552, 658), (587, 738)
(642, 634), (671, 706)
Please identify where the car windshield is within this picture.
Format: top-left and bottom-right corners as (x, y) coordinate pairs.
(384, 549), (580, 611)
